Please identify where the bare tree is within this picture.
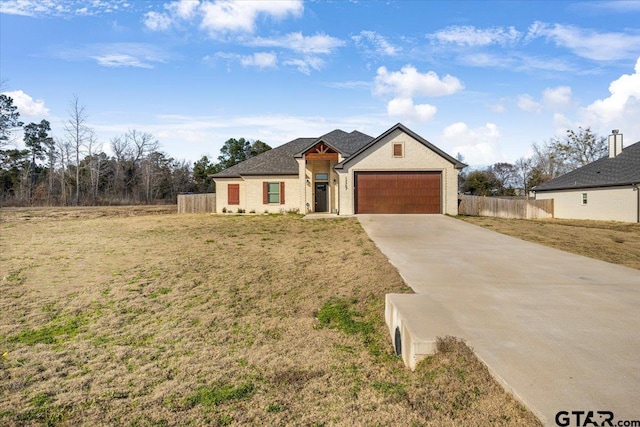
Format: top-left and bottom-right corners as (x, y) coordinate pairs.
(86, 131), (103, 205)
(125, 130), (159, 203)
(552, 127), (607, 169)
(65, 96), (91, 205)
(56, 138), (73, 205)
(490, 162), (517, 196)
(514, 157), (533, 199)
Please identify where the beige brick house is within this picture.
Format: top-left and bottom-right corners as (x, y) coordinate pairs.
(212, 123), (466, 215)
(534, 132), (640, 223)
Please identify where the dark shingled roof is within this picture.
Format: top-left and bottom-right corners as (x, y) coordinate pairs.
(333, 131), (376, 156)
(534, 141), (640, 191)
(212, 137), (316, 178)
(212, 130), (374, 178)
(295, 130), (375, 158)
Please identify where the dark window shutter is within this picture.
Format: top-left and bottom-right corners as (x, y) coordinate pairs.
(263, 182), (268, 204)
(228, 184), (240, 205)
(280, 182), (285, 204)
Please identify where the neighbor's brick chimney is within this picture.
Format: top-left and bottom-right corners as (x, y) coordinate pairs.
(608, 129), (623, 158)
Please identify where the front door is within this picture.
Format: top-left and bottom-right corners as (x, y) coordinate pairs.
(315, 183), (328, 212)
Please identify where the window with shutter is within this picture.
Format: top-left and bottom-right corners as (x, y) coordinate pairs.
(264, 182), (280, 203)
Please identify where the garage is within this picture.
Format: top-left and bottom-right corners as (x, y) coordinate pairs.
(354, 171), (441, 214)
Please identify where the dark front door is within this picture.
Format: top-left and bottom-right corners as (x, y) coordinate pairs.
(315, 182), (328, 212)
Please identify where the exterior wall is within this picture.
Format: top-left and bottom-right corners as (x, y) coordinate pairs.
(305, 159), (339, 213)
(214, 175), (301, 214)
(337, 129), (460, 215)
(214, 178), (244, 213)
(535, 186), (638, 222)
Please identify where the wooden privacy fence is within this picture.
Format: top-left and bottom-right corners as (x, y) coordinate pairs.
(177, 193), (216, 214)
(458, 195), (553, 219)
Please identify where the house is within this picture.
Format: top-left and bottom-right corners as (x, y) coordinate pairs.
(533, 131), (640, 223)
(211, 123), (466, 215)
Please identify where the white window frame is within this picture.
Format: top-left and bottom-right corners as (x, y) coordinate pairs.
(581, 192), (587, 206)
(267, 182), (280, 204)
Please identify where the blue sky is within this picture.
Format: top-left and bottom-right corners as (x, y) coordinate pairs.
(2, 0), (640, 167)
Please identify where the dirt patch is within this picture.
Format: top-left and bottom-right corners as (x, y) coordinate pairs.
(457, 216), (640, 270)
(1, 207), (540, 426)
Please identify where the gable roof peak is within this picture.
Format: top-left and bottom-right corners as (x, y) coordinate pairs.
(335, 122), (466, 170)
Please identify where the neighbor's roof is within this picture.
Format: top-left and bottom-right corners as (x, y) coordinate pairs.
(334, 123), (467, 170)
(212, 130), (375, 178)
(534, 141), (640, 191)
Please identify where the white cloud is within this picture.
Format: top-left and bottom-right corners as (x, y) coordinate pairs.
(489, 103), (506, 113)
(56, 42), (169, 68)
(352, 30), (399, 56)
(581, 57), (640, 136)
(442, 122), (502, 166)
(144, 0), (200, 31)
(583, 1), (640, 12)
(323, 80), (371, 90)
(283, 56), (324, 75)
(240, 52), (277, 69)
(517, 94), (542, 113)
(200, 0), (303, 36)
(375, 65), (462, 123)
(430, 25), (521, 46)
(169, 0), (199, 20)
(143, 0), (303, 35)
(552, 113), (576, 136)
(526, 22), (640, 61)
(91, 54), (154, 68)
(143, 11), (172, 31)
(459, 52), (575, 73)
(248, 32), (345, 54)
(542, 86), (573, 109)
(0, 0), (131, 17)
(374, 65), (463, 98)
(2, 90), (50, 117)
(387, 98), (437, 122)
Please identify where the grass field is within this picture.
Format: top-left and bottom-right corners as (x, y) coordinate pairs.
(457, 215), (640, 270)
(0, 207), (540, 426)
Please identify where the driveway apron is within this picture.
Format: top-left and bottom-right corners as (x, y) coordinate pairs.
(358, 214), (640, 426)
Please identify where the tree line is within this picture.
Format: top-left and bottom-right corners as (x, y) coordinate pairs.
(459, 127), (608, 197)
(2, 91), (609, 206)
(0, 94), (270, 207)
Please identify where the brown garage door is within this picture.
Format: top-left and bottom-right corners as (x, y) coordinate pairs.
(355, 171), (441, 214)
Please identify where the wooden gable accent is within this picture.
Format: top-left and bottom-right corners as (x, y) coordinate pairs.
(305, 142), (339, 161)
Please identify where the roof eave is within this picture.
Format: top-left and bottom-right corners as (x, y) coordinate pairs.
(338, 122), (465, 169)
(294, 138), (345, 158)
(534, 182), (639, 192)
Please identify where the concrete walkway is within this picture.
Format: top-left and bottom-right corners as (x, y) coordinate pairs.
(358, 214), (640, 426)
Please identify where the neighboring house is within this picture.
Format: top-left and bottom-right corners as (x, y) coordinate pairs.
(211, 123), (466, 215)
(534, 132), (640, 223)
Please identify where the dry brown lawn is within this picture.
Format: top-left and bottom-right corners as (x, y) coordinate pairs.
(1, 207), (540, 426)
(457, 215), (640, 270)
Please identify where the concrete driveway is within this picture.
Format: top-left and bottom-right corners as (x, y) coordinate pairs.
(358, 214), (640, 426)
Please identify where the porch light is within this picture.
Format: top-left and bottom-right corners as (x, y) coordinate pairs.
(306, 179), (310, 186)
(333, 179), (336, 185)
